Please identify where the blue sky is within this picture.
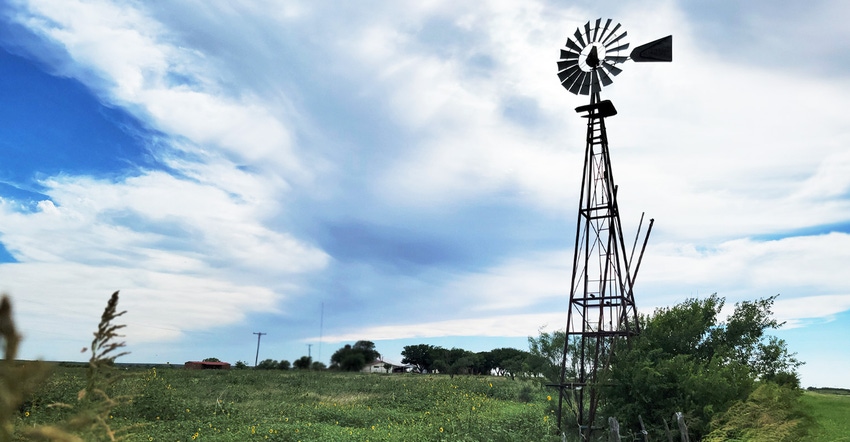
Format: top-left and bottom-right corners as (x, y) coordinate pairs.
(1, 0), (849, 388)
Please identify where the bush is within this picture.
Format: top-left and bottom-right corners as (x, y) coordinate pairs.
(705, 382), (814, 442)
(255, 359), (278, 370)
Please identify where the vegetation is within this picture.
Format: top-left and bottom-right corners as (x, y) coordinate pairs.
(3, 291), (134, 441)
(400, 344), (541, 379)
(2, 291), (840, 441)
(599, 294), (805, 440)
(17, 366), (559, 441)
(801, 390), (850, 441)
(329, 340), (380, 372)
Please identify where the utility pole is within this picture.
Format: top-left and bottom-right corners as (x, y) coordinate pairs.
(307, 343), (312, 359)
(253, 332), (266, 366)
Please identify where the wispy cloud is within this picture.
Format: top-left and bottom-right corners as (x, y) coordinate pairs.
(1, 0), (850, 388)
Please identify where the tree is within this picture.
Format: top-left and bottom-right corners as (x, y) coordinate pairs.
(311, 361), (327, 370)
(202, 357), (221, 362)
(488, 347), (529, 378)
(401, 344), (438, 373)
(293, 356), (312, 370)
(528, 328), (567, 383)
(600, 294), (803, 440)
(256, 358), (278, 370)
(278, 360), (291, 370)
(234, 360), (248, 369)
(330, 341), (380, 372)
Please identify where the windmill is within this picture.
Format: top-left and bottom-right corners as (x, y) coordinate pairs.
(553, 18), (671, 439)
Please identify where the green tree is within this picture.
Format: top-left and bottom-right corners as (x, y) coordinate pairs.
(330, 340), (380, 372)
(293, 356), (312, 370)
(489, 347), (529, 378)
(255, 358), (278, 370)
(401, 344), (438, 373)
(202, 357), (221, 362)
(528, 328), (579, 383)
(601, 294), (802, 439)
(278, 360), (291, 370)
(311, 361), (327, 370)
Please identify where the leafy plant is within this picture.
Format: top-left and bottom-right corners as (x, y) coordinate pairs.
(1, 291), (133, 441)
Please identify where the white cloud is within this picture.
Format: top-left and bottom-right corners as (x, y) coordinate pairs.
(320, 312), (565, 343)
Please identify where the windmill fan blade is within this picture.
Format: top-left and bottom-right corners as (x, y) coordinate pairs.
(574, 28), (586, 47)
(592, 18), (601, 42)
(579, 76), (591, 95)
(602, 61), (623, 76)
(558, 65), (580, 83)
(557, 59), (578, 72)
(607, 43), (630, 53)
(597, 67), (614, 86)
(606, 55), (628, 63)
(559, 49), (579, 60)
(602, 23), (622, 44)
(584, 21), (592, 45)
(566, 39), (582, 53)
(564, 68), (583, 88)
(599, 18), (612, 42)
(605, 32), (628, 48)
(569, 72), (587, 94)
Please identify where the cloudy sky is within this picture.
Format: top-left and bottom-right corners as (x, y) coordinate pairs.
(1, 0), (848, 388)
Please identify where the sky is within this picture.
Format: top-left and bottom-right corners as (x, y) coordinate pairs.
(0, 0), (849, 388)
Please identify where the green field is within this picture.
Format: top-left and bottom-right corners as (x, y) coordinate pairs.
(802, 391), (850, 442)
(17, 366), (560, 441)
(14, 366), (850, 441)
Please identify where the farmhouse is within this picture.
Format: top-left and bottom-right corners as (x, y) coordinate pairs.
(184, 360), (231, 370)
(361, 359), (410, 374)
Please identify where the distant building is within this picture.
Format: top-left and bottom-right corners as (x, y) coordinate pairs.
(184, 361), (231, 370)
(361, 359), (411, 374)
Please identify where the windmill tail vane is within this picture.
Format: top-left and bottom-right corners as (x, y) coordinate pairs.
(551, 18), (671, 440)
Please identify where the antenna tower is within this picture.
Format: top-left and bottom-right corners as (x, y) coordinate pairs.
(553, 18), (671, 439)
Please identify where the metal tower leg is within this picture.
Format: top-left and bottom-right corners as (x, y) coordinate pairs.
(555, 94), (648, 439)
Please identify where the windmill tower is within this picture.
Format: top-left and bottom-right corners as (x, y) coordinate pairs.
(553, 18), (671, 439)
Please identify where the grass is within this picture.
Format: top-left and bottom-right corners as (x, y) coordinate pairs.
(18, 367), (561, 441)
(802, 391), (850, 442)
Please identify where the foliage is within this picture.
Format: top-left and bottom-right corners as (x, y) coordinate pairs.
(310, 361), (326, 371)
(293, 356), (312, 370)
(277, 360), (291, 370)
(202, 358), (221, 363)
(234, 361), (248, 370)
(401, 344), (437, 373)
(704, 382), (814, 442)
(601, 294), (803, 439)
(401, 344), (539, 379)
(527, 328), (565, 384)
(26, 368), (561, 441)
(331, 341), (380, 372)
(3, 291), (134, 441)
(1, 295), (53, 441)
(255, 359), (278, 370)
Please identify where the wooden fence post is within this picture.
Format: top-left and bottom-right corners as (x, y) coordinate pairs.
(608, 417), (620, 442)
(662, 416), (673, 442)
(637, 415), (649, 442)
(675, 412), (689, 442)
